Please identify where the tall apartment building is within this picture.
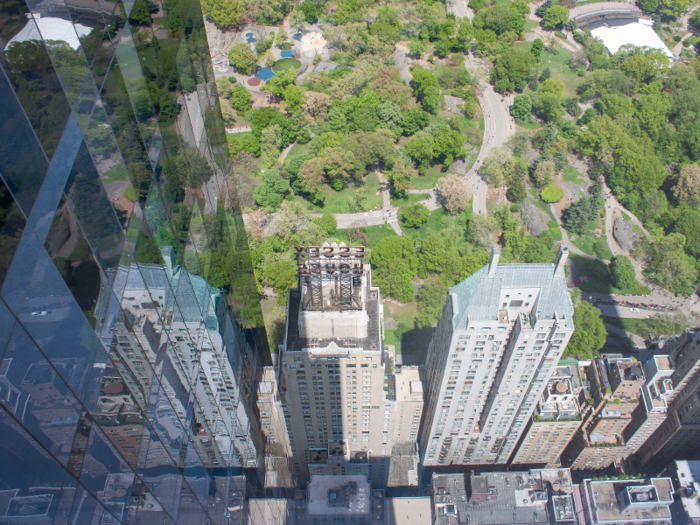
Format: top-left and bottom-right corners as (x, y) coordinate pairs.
(0, 0), (271, 521)
(637, 330), (700, 466)
(562, 355), (673, 470)
(280, 244), (401, 486)
(420, 246), (575, 466)
(511, 365), (585, 467)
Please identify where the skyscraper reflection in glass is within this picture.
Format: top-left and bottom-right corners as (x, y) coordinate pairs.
(0, 0), (273, 521)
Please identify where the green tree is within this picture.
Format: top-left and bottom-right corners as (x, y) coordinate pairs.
(461, 250), (490, 278)
(411, 67), (441, 114)
(401, 108), (430, 135)
(491, 48), (535, 93)
(531, 38), (544, 61)
(253, 168), (289, 210)
(636, 233), (699, 295)
(639, 0), (659, 13)
(507, 179), (527, 202)
(416, 276), (449, 327)
(542, 5), (569, 29)
(371, 236), (418, 302)
(540, 184), (564, 203)
(312, 210), (337, 236)
(533, 92), (564, 122)
(565, 301), (607, 360)
(405, 132), (435, 173)
(266, 260), (297, 305)
(201, 0), (245, 26)
(674, 208), (700, 257)
(400, 203), (430, 228)
(408, 40), (426, 58)
(283, 85), (304, 113)
(298, 0), (321, 23)
(388, 158), (413, 197)
(228, 43), (258, 75)
(609, 255), (637, 290)
(510, 94), (532, 119)
(230, 84), (252, 112)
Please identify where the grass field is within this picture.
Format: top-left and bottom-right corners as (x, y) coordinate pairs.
(410, 165), (446, 190)
(293, 172), (383, 213)
(383, 301), (434, 364)
(272, 58), (302, 73)
(537, 45), (581, 97)
(403, 208), (449, 240)
(515, 116), (541, 129)
(390, 193), (430, 206)
(333, 224), (396, 249)
(563, 165), (583, 184)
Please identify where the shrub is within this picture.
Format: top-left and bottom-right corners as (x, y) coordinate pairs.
(541, 184), (564, 203)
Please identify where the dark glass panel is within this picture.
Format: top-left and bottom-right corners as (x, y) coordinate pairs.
(67, 483), (121, 525)
(0, 63), (50, 216)
(0, 404), (72, 522)
(0, 175), (27, 291)
(176, 476), (207, 525)
(0, 0), (72, 160)
(0, 226), (41, 315)
(137, 420), (182, 518)
(19, 249), (102, 401)
(93, 356), (147, 471)
(100, 54), (154, 204)
(44, 196), (103, 328)
(0, 322), (82, 466)
(64, 141), (125, 273)
(125, 476), (175, 525)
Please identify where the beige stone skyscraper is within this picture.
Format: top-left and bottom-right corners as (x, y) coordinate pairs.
(420, 246), (575, 466)
(279, 243), (407, 486)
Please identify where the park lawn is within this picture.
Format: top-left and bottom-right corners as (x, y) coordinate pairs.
(515, 116), (541, 129)
(403, 207), (448, 241)
(284, 141), (311, 163)
(604, 332), (635, 352)
(390, 193), (431, 206)
(299, 173), (383, 213)
(570, 232), (613, 259)
(333, 224), (396, 249)
(102, 163), (128, 185)
(622, 211), (632, 222)
(524, 19), (539, 32)
(383, 301), (434, 365)
(410, 165), (446, 190)
(539, 44), (581, 97)
(570, 253), (651, 294)
(261, 298), (287, 351)
(563, 165), (583, 184)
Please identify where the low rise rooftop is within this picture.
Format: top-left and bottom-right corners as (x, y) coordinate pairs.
(582, 477), (673, 524)
(307, 475), (371, 516)
(432, 469), (572, 525)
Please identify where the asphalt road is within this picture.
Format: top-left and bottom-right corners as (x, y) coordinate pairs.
(463, 55), (515, 215)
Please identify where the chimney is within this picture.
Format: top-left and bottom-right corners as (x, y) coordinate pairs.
(488, 245), (500, 278)
(554, 246), (568, 278)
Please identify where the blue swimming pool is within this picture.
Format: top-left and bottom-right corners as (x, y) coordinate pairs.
(292, 32), (301, 41)
(256, 67), (276, 81)
(245, 32), (252, 37)
(280, 50), (293, 58)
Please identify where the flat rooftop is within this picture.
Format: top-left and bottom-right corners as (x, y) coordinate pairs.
(386, 497), (431, 525)
(307, 475), (371, 516)
(395, 367), (424, 403)
(676, 460), (700, 520)
(432, 470), (571, 525)
(584, 478), (673, 523)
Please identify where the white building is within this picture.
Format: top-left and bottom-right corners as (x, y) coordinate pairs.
(420, 246), (575, 466)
